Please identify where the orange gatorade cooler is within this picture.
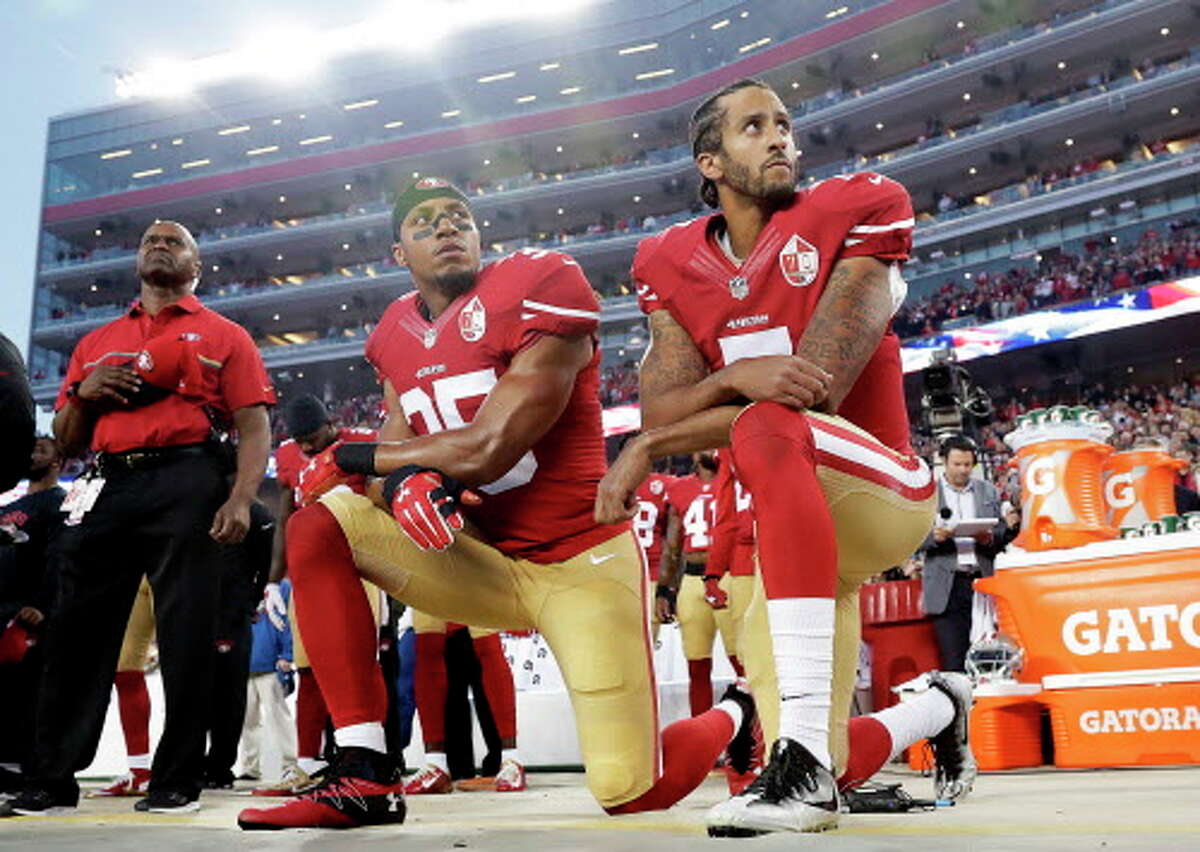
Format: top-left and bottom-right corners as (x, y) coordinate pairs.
(970, 683), (1045, 770)
(1004, 407), (1117, 551)
(1102, 445), (1185, 529)
(1043, 681), (1200, 768)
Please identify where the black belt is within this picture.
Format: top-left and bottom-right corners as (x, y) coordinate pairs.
(97, 443), (213, 475)
(684, 562), (708, 577)
(955, 569), (984, 580)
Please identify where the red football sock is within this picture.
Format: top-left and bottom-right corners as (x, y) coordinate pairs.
(730, 403), (836, 598)
(837, 715), (894, 792)
(605, 708), (735, 814)
(289, 504), (387, 729)
(687, 658), (714, 716)
(414, 631), (449, 747)
(473, 634), (517, 741)
(295, 668), (329, 759)
(728, 655), (745, 677)
(114, 670), (150, 758)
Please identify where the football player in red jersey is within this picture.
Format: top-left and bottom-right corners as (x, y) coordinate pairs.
(255, 394), (385, 797)
(237, 179), (760, 831)
(596, 79), (974, 834)
(659, 452), (740, 717)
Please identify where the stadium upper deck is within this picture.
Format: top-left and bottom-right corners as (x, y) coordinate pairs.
(27, 0), (1200, 404)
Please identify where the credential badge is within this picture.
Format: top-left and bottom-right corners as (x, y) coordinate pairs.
(780, 234), (820, 287)
(459, 295), (487, 342)
(728, 275), (750, 300)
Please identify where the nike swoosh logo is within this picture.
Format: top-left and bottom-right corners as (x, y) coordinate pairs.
(589, 553), (616, 565)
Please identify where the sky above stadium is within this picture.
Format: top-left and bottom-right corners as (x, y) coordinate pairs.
(0, 0), (382, 358)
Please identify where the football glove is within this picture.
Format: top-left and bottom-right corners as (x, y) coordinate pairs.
(382, 465), (474, 551)
(703, 575), (729, 610)
(296, 441), (365, 507)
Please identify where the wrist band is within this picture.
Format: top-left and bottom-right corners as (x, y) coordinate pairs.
(333, 442), (379, 475)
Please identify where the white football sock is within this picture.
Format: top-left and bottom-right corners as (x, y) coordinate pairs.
(500, 748), (521, 765)
(425, 751), (449, 773)
(768, 597), (835, 769)
(127, 753), (151, 770)
(333, 722), (387, 754)
(872, 687), (956, 760)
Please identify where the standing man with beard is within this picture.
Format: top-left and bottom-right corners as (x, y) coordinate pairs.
(1, 221), (274, 818)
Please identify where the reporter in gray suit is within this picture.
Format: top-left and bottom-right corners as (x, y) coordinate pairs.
(919, 436), (1009, 672)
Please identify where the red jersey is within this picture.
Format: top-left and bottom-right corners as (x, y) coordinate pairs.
(666, 474), (717, 556)
(708, 459), (756, 578)
(634, 172), (914, 453)
(632, 472), (676, 581)
(54, 294), (275, 454)
(275, 426), (377, 504)
(365, 249), (613, 564)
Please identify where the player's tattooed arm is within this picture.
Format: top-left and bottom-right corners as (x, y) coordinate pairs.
(794, 255), (894, 412)
(659, 508), (685, 590)
(638, 310), (719, 430)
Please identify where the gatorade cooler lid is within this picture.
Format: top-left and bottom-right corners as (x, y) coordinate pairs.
(1004, 416), (1114, 453)
(996, 528), (1200, 569)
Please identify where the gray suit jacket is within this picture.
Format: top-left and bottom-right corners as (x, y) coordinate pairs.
(919, 477), (1007, 616)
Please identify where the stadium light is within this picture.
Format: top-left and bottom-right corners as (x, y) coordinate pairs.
(711, 19), (729, 30)
(114, 0), (595, 99)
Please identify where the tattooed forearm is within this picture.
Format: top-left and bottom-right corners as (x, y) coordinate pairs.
(640, 310), (709, 399)
(795, 256), (894, 410)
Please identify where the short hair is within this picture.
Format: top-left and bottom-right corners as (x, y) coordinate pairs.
(941, 434), (977, 462)
(689, 78), (771, 208)
(284, 394), (330, 439)
(35, 434), (63, 463)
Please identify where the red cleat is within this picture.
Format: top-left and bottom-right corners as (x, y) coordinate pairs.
(237, 748), (405, 831)
(88, 769), (151, 798)
(402, 764), (452, 795)
(494, 759), (526, 792)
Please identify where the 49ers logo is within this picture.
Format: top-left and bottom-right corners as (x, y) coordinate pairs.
(459, 295), (486, 342)
(779, 234), (819, 287)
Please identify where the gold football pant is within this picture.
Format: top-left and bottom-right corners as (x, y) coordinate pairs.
(116, 576), (155, 672)
(320, 490), (655, 808)
(736, 411), (935, 772)
(675, 574), (738, 660)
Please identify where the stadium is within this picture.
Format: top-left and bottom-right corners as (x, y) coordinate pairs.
(3, 0), (1199, 847)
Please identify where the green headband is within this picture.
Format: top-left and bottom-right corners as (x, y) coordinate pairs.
(391, 177), (470, 236)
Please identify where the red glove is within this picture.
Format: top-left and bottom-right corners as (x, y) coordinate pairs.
(383, 466), (477, 551)
(296, 441), (365, 507)
(703, 575), (728, 610)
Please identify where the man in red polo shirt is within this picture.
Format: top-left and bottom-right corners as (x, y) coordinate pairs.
(1, 221), (274, 818)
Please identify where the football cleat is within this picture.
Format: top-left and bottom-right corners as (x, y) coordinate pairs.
(402, 764), (453, 795)
(928, 670), (977, 802)
(252, 766), (318, 797)
(88, 769), (151, 798)
(706, 738), (839, 837)
(238, 747), (406, 831)
(718, 682), (764, 795)
(493, 759), (526, 792)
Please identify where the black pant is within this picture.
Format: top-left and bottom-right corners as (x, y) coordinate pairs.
(32, 452), (226, 801)
(932, 572), (978, 673)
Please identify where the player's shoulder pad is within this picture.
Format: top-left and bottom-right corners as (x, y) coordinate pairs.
(633, 216), (710, 277)
(806, 171), (909, 213)
(487, 248), (588, 298)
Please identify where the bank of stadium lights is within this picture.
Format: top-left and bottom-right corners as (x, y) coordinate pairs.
(791, 81), (800, 89)
(618, 42), (658, 55)
(870, 51), (880, 61)
(384, 120), (405, 129)
(557, 208), (564, 215)
(515, 95), (537, 103)
(181, 158), (210, 169)
(247, 145), (279, 156)
(478, 71), (516, 83)
(299, 135), (333, 146)
(825, 7), (848, 19)
(1057, 61), (1067, 70)
(738, 37), (771, 54)
(101, 148), (132, 159)
(740, 10), (749, 17)
(956, 20), (965, 29)
(342, 243), (351, 250)
(874, 121), (884, 130)
(272, 118), (283, 125)
(560, 86), (582, 95)
(1065, 138), (1075, 147)
(343, 99), (379, 111)
(442, 109), (462, 118)
(555, 145), (563, 152)
(112, 0), (595, 99)
(631, 132), (640, 139)
(711, 18), (729, 30)
(636, 68), (675, 81)
(132, 168), (163, 179)
(539, 62), (560, 71)
(94, 228), (103, 236)
(1160, 26), (1170, 36)
(968, 166), (977, 175)
(218, 125), (251, 136)
(1171, 106), (1180, 116)
(279, 195), (287, 203)
(215, 207), (223, 214)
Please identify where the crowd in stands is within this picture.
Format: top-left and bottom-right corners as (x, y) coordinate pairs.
(892, 220), (1200, 339)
